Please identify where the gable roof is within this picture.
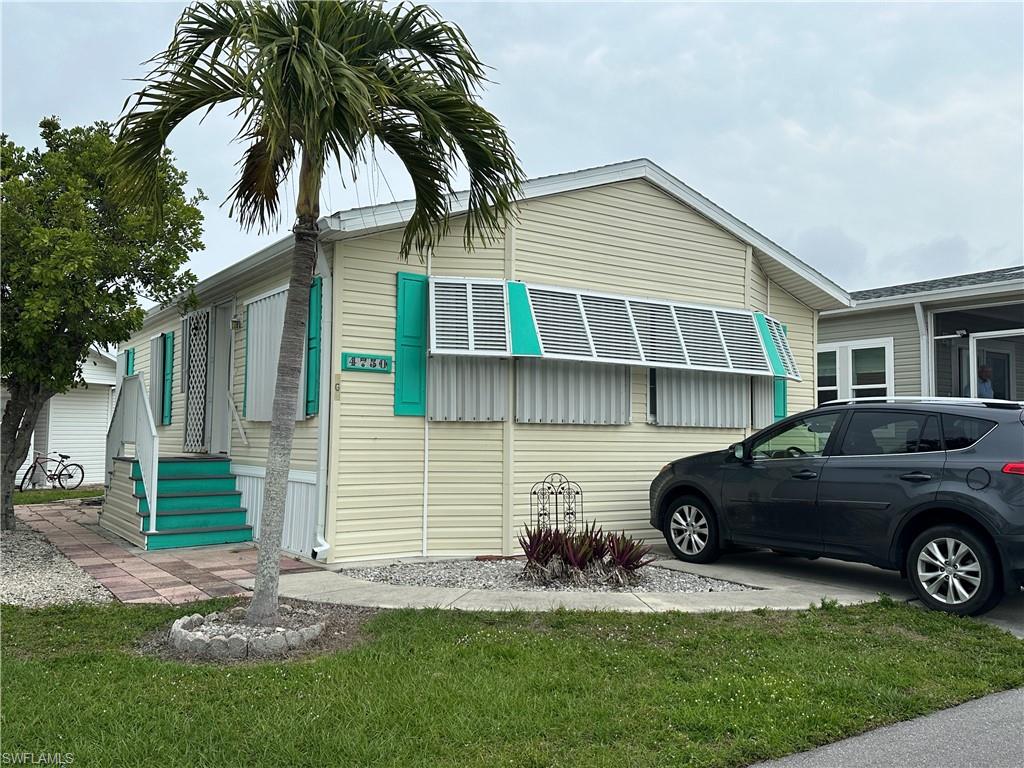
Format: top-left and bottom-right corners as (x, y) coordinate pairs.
(149, 159), (852, 323)
(850, 265), (1024, 301)
(321, 159), (850, 310)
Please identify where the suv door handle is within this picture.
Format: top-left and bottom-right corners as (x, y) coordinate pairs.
(791, 470), (818, 480)
(900, 472), (932, 483)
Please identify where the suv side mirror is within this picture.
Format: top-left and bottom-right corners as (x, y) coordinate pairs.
(729, 442), (747, 462)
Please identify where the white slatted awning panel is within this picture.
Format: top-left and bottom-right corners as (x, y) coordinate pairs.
(428, 277), (799, 380)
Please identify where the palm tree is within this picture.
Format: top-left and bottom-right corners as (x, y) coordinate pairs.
(115, 0), (523, 624)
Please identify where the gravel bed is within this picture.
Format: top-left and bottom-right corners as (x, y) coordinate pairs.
(344, 559), (751, 593)
(1, 526), (112, 607)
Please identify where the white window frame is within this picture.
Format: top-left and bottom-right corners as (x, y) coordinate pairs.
(815, 337), (894, 403)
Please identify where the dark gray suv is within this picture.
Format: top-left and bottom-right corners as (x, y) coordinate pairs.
(649, 399), (1024, 615)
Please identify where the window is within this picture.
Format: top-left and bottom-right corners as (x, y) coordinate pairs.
(815, 339), (893, 404)
(838, 412), (942, 456)
(942, 415), (996, 450)
(648, 368), (752, 428)
(149, 332), (174, 425)
(428, 357), (508, 422)
(750, 413), (841, 460)
(516, 359), (630, 425)
(817, 351), (838, 405)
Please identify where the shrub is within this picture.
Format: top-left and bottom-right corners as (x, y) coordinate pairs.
(518, 524), (655, 588)
(606, 532), (656, 587)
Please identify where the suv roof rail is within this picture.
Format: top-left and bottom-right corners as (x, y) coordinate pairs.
(828, 396), (1024, 410)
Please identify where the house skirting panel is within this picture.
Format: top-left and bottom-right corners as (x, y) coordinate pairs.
(233, 465), (318, 558)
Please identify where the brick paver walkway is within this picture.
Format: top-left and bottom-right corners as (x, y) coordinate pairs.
(16, 502), (318, 605)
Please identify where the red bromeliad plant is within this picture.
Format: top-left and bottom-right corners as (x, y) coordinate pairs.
(606, 532), (656, 586)
(518, 526), (559, 582)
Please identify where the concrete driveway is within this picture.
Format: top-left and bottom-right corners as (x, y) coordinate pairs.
(651, 544), (1024, 638)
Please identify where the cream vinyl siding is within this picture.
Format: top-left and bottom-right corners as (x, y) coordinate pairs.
(122, 316), (185, 452)
(99, 459), (145, 548)
(328, 179), (810, 561)
(819, 307), (920, 396)
(514, 179), (749, 304)
(749, 259), (769, 313)
(767, 285), (815, 415)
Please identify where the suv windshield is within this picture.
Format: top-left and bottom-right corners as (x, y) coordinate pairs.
(751, 413), (841, 460)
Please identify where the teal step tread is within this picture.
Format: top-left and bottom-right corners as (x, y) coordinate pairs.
(140, 510), (248, 532)
(135, 506), (247, 518)
(136, 491), (243, 514)
(129, 464), (232, 481)
(133, 489), (241, 500)
(144, 525), (253, 551)
(115, 455), (232, 462)
(133, 476), (237, 494)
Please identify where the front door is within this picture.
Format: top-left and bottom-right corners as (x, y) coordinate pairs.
(722, 411), (843, 547)
(818, 409), (944, 562)
(182, 309), (210, 452)
(209, 301), (233, 455)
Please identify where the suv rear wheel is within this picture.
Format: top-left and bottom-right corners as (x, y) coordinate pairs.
(907, 525), (1001, 616)
(664, 496), (720, 564)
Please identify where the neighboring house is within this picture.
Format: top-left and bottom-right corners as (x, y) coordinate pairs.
(818, 266), (1024, 405)
(3, 348), (118, 487)
(104, 159), (849, 560)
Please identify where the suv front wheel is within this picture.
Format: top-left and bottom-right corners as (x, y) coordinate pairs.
(664, 496), (720, 564)
(907, 525), (1001, 616)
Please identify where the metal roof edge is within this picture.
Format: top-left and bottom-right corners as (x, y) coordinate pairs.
(820, 277), (1024, 316)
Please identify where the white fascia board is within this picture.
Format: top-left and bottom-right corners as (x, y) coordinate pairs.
(821, 278), (1024, 316)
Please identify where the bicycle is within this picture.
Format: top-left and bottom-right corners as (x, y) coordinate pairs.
(19, 451), (85, 491)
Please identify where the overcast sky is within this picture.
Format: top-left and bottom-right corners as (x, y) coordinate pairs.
(3, 2), (1021, 292)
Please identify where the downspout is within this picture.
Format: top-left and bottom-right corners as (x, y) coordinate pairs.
(914, 302), (930, 396)
(312, 245), (333, 559)
(422, 252), (432, 557)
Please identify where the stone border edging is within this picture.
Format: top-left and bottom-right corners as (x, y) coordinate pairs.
(170, 608), (325, 658)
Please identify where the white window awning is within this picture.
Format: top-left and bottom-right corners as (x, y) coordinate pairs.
(428, 277), (801, 381)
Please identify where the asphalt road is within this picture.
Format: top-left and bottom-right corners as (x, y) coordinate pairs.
(751, 688), (1024, 768)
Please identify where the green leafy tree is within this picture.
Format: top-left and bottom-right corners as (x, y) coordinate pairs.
(115, 0), (523, 624)
(0, 118), (204, 528)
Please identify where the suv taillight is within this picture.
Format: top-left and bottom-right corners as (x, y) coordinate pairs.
(1002, 462), (1024, 475)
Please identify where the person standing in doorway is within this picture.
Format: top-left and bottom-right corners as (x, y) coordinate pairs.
(976, 364), (995, 398)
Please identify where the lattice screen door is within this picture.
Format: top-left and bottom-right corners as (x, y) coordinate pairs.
(183, 309), (210, 452)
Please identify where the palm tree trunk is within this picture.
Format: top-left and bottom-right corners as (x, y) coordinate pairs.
(247, 153), (321, 625)
(1, 386), (50, 529)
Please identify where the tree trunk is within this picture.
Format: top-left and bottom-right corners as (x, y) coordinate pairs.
(1, 385), (50, 529)
(247, 153), (322, 625)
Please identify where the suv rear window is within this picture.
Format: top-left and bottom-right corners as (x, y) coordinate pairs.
(942, 415), (997, 450)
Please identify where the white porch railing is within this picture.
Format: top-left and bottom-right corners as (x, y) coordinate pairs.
(106, 374), (160, 533)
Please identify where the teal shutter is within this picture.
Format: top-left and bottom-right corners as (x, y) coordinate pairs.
(773, 323), (789, 420)
(126, 348), (135, 376)
(394, 272), (428, 416)
(305, 276), (323, 416)
(162, 332), (174, 425)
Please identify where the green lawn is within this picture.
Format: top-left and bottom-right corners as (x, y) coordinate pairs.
(2, 599), (1022, 768)
(11, 485), (104, 505)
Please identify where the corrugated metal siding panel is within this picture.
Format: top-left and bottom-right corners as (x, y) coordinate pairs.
(767, 285), (816, 415)
(235, 467), (317, 557)
(428, 357), (508, 421)
(515, 359), (631, 425)
(819, 307), (920, 396)
(752, 376), (774, 429)
(47, 386), (112, 485)
(656, 369), (750, 428)
(513, 367), (746, 542)
(515, 180), (749, 304)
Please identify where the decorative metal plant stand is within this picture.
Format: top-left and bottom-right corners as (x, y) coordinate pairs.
(529, 473), (583, 531)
